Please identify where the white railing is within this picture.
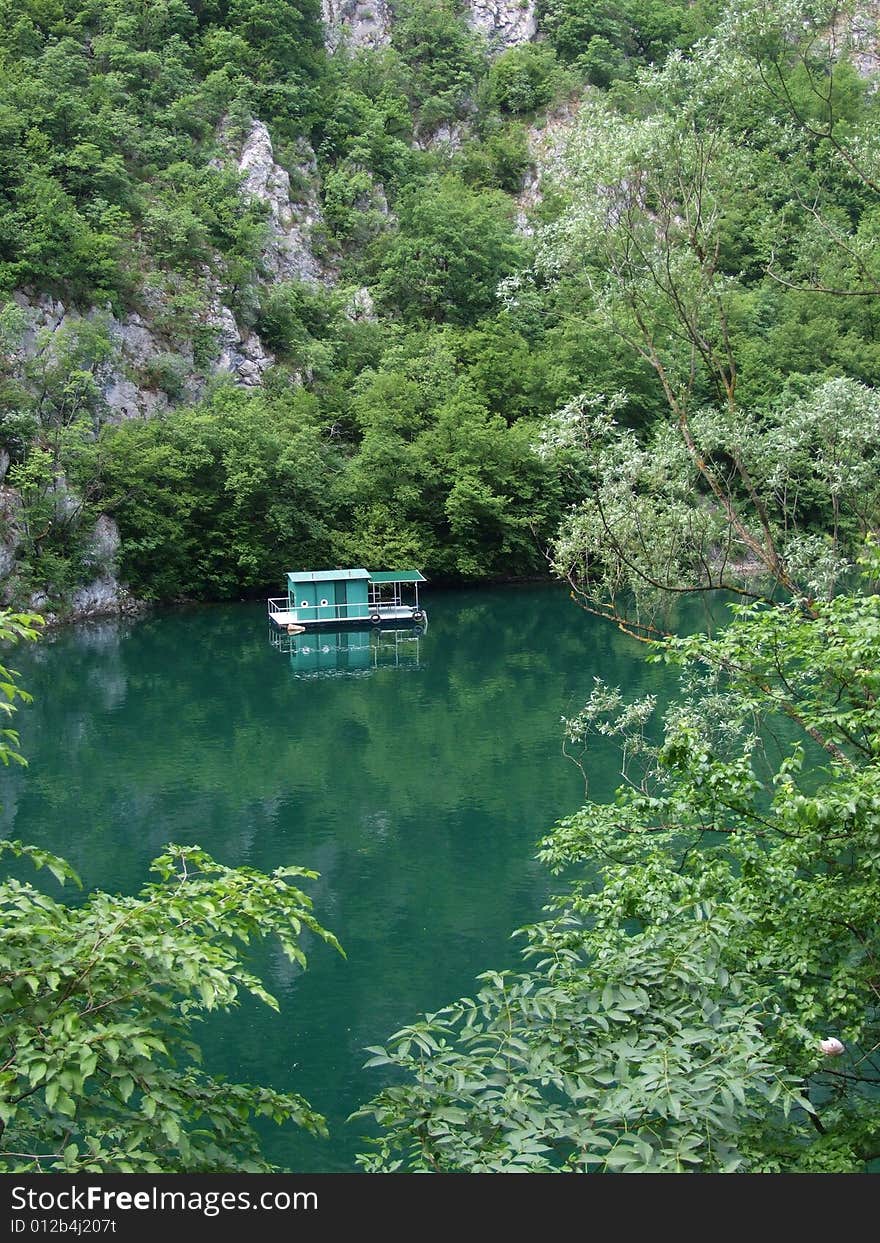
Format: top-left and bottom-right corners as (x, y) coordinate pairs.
(269, 595), (422, 622)
(268, 598), (374, 618)
(369, 588), (405, 608)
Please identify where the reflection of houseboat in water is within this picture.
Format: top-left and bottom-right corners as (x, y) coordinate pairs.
(268, 624), (425, 677)
(268, 568), (426, 630)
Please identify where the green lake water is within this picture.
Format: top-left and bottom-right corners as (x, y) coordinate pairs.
(0, 584), (680, 1171)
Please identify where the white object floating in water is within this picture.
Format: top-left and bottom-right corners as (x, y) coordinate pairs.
(819, 1037), (845, 1057)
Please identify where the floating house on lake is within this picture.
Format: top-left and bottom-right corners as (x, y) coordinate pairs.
(268, 568), (426, 630)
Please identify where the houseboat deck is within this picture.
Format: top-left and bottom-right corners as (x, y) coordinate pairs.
(267, 601), (422, 628)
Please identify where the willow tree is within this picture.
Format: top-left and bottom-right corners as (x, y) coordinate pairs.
(527, 0), (880, 637)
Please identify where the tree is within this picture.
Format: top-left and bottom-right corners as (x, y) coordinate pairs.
(541, 378), (880, 638)
(355, 550), (880, 1172)
(390, 0), (484, 128)
(84, 385), (341, 600)
(376, 176), (525, 325)
(0, 610), (344, 1172)
(527, 7), (880, 634)
(537, 0), (713, 78)
(488, 45), (558, 115)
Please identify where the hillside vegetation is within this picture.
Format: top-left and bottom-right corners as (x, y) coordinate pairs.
(6, 0), (880, 1175)
(1, 0), (721, 608)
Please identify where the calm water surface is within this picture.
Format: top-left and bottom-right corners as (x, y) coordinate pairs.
(0, 584), (679, 1171)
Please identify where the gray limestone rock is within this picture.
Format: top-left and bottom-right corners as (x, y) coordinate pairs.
(14, 282), (274, 416)
(235, 120), (332, 286)
(345, 286), (377, 322)
(211, 303), (274, 386)
(69, 577), (128, 619)
(102, 377), (169, 421)
(85, 514), (121, 573)
(515, 96), (582, 235)
(414, 119), (470, 153)
(322, 0), (393, 51)
(13, 293), (174, 421)
(465, 0), (536, 51)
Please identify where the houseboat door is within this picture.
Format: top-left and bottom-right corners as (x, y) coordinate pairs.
(334, 578), (348, 621)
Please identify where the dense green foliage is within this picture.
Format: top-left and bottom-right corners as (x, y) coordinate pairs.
(2, 0), (879, 610)
(350, 1), (880, 1173)
(83, 344), (570, 596)
(529, 0), (880, 634)
(1, 841), (341, 1172)
(0, 0), (323, 304)
(538, 0), (720, 85)
(4, 0), (880, 1176)
(0, 610), (343, 1173)
(356, 555), (880, 1171)
(376, 175), (525, 324)
(0, 0), (699, 607)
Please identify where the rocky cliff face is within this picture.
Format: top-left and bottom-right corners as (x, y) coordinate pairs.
(3, 292), (272, 619)
(515, 95), (582, 235)
(322, 0), (393, 50)
(320, 0), (537, 55)
(2, 113), (346, 620)
(2, 111), (345, 620)
(14, 291), (273, 422)
(233, 120), (334, 286)
(14, 118), (333, 424)
(465, 0), (537, 50)
(4, 0), (547, 622)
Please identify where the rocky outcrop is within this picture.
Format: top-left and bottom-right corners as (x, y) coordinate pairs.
(15, 121), (330, 420)
(234, 120), (333, 286)
(102, 313), (174, 419)
(212, 304), (274, 387)
(322, 0), (393, 51)
(0, 497), (139, 622)
(84, 513), (121, 572)
(345, 286), (377, 322)
(413, 119), (470, 153)
(321, 0), (538, 56)
(849, 5), (880, 76)
(67, 576), (138, 621)
(515, 95), (582, 235)
(14, 288), (274, 422)
(466, 0), (537, 51)
(321, 0), (536, 56)
(35, 514), (140, 622)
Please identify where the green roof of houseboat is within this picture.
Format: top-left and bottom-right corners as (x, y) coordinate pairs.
(286, 568), (370, 583)
(369, 570), (426, 583)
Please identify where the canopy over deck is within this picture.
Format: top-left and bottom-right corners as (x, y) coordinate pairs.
(368, 570), (426, 584)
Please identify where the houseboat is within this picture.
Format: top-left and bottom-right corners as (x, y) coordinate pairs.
(268, 568), (426, 630)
